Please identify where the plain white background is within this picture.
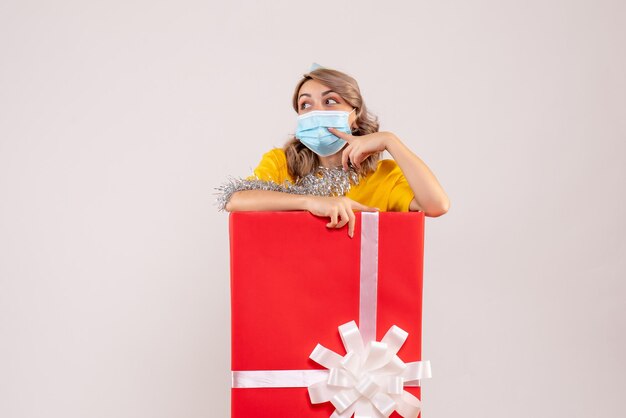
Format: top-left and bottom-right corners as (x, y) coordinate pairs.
(1, 1), (624, 417)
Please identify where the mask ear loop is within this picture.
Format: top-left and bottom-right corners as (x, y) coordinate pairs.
(350, 108), (358, 133)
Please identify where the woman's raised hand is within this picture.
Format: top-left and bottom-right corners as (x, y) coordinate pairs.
(327, 128), (393, 171)
(305, 196), (379, 238)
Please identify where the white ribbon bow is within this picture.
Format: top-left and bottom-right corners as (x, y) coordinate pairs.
(308, 320), (432, 418)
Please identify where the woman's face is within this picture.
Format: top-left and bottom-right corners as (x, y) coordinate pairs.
(297, 79), (358, 130)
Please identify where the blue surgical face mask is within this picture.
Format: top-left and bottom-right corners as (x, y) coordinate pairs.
(295, 108), (356, 157)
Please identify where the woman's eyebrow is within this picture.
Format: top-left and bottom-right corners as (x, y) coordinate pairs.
(298, 90), (337, 100)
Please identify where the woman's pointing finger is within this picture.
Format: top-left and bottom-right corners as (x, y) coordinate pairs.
(328, 127), (353, 143)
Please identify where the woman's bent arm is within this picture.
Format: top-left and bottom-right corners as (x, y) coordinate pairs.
(385, 134), (450, 217)
(225, 190), (310, 212)
(225, 190), (378, 238)
(328, 127), (450, 217)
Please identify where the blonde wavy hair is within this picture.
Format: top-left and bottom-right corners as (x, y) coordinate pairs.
(285, 67), (381, 181)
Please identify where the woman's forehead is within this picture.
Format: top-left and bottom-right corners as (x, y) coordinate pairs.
(299, 79), (333, 96)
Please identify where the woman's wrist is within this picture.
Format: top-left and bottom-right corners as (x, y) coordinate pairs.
(302, 195), (316, 212)
(383, 131), (400, 153)
(284, 192), (312, 211)
(383, 131), (401, 153)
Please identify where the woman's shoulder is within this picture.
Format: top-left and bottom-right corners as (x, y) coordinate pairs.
(261, 147), (287, 166)
(247, 147), (291, 183)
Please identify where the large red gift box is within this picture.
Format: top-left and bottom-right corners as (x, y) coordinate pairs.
(229, 211), (427, 417)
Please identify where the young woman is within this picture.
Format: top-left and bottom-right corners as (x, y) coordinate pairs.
(223, 65), (450, 237)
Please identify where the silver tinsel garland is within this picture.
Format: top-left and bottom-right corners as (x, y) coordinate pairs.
(214, 166), (360, 211)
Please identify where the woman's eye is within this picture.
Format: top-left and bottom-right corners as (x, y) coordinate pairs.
(300, 98), (338, 109)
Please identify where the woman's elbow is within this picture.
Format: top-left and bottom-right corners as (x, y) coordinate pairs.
(224, 191), (241, 212)
(424, 197), (450, 217)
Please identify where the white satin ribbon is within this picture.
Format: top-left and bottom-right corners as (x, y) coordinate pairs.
(308, 320), (431, 418)
(232, 370), (330, 388)
(359, 212), (379, 343)
(231, 212), (432, 418)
